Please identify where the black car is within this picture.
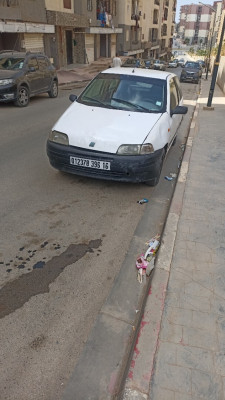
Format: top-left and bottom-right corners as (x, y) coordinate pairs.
(180, 61), (202, 83)
(0, 50), (58, 107)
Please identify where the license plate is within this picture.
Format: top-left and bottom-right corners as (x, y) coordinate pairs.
(70, 156), (111, 170)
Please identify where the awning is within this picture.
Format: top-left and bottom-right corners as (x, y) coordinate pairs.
(0, 21), (54, 33)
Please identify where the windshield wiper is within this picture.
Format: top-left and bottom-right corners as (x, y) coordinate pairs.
(112, 98), (152, 112)
(81, 96), (114, 109)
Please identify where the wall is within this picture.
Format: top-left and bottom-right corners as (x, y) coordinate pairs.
(217, 55), (225, 94)
(45, 0), (74, 13)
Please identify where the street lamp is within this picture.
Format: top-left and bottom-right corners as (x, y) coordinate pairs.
(199, 2), (216, 80)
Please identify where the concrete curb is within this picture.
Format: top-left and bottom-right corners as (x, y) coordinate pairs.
(122, 90), (200, 399)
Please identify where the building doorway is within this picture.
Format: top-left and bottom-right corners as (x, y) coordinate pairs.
(66, 30), (73, 64)
(100, 34), (106, 57)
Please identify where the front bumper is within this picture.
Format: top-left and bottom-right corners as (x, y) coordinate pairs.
(47, 141), (163, 184)
(0, 84), (17, 103)
(180, 75), (199, 82)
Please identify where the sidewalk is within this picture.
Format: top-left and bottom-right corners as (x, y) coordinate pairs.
(123, 78), (225, 399)
(57, 57), (126, 86)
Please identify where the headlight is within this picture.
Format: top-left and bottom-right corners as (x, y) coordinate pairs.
(0, 79), (14, 86)
(49, 130), (69, 145)
(117, 143), (154, 155)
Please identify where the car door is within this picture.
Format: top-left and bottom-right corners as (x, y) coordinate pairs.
(168, 77), (181, 145)
(37, 56), (52, 91)
(25, 56), (43, 94)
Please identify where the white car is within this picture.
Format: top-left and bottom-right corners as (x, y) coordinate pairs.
(153, 60), (167, 71)
(47, 68), (187, 186)
(168, 59), (178, 68)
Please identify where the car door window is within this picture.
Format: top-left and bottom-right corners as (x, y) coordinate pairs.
(170, 79), (179, 111)
(174, 76), (182, 103)
(28, 57), (39, 70)
(38, 56), (48, 72)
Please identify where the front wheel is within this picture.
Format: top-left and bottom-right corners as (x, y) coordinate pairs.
(14, 86), (30, 107)
(48, 81), (58, 98)
(145, 149), (165, 187)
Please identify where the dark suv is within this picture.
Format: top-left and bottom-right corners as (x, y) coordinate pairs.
(0, 50), (58, 107)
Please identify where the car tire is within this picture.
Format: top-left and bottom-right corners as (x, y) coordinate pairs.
(14, 86), (30, 107)
(48, 80), (58, 98)
(145, 148), (165, 187)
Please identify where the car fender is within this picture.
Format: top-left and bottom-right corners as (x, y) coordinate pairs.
(143, 112), (170, 151)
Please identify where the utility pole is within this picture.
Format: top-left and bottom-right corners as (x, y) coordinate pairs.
(205, 15), (225, 109)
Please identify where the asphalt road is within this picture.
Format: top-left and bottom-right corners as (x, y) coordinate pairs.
(0, 73), (198, 400)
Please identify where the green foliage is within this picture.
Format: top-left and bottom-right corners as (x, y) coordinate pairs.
(212, 40), (225, 56)
(196, 49), (207, 56)
(189, 47), (195, 54)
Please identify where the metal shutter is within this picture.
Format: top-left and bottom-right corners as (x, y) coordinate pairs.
(24, 33), (44, 53)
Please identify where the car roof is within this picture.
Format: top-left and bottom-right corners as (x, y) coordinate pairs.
(101, 67), (174, 80)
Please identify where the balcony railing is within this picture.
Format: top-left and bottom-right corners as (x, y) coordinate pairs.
(153, 18), (158, 24)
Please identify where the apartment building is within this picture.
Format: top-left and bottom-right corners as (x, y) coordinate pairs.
(0, 0), (175, 69)
(0, 0), (54, 52)
(179, 3), (212, 45)
(208, 1), (223, 48)
(116, 0), (175, 60)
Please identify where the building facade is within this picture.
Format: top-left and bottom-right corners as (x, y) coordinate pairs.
(0, 0), (176, 69)
(0, 0), (54, 53)
(179, 3), (212, 45)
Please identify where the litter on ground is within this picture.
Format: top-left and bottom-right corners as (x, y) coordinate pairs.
(136, 235), (160, 283)
(137, 198), (149, 204)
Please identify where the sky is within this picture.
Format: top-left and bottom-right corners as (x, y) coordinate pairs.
(175, 0), (215, 22)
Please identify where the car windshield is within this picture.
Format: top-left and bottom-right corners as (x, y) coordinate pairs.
(184, 62), (199, 69)
(0, 56), (25, 70)
(77, 73), (167, 113)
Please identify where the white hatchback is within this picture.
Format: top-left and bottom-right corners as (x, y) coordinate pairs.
(47, 68), (187, 186)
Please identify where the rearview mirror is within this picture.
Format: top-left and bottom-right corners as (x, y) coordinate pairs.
(69, 94), (77, 102)
(171, 105), (188, 116)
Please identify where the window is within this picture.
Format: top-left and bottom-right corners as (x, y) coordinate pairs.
(174, 76), (182, 102)
(170, 79), (179, 111)
(38, 56), (48, 71)
(87, 0), (92, 11)
(63, 0), (71, 9)
(28, 57), (39, 71)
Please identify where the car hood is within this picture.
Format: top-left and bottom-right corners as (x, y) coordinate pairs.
(183, 67), (198, 73)
(53, 102), (162, 154)
(0, 69), (19, 79)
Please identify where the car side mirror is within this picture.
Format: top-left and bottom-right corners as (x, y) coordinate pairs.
(69, 94), (77, 102)
(171, 105), (188, 116)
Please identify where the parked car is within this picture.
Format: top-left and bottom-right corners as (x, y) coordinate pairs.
(177, 58), (185, 67)
(0, 50), (58, 107)
(47, 68), (187, 186)
(168, 59), (179, 68)
(180, 61), (202, 83)
(154, 60), (167, 71)
(121, 58), (145, 68)
(142, 59), (155, 69)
